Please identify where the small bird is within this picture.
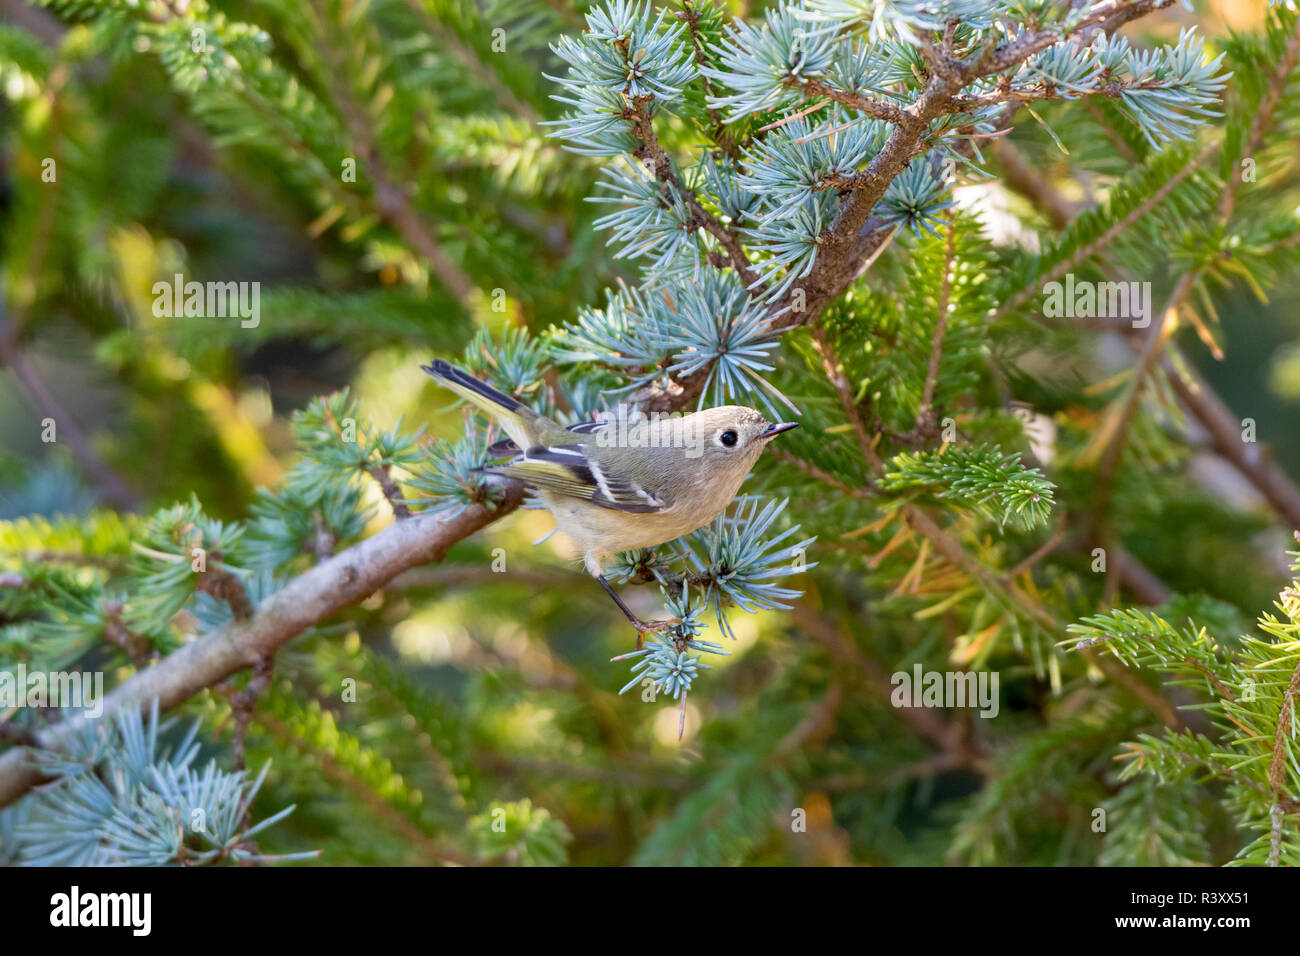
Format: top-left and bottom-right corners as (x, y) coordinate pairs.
(422, 360), (798, 642)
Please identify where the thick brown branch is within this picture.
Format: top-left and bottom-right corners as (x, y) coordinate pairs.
(1164, 358), (1300, 531)
(0, 484), (525, 810)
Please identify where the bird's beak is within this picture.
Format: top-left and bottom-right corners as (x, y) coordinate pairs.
(761, 421), (799, 439)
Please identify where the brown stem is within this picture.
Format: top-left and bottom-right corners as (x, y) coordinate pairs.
(992, 142), (1217, 323)
(1006, 510), (1067, 581)
(368, 464), (412, 519)
(798, 78), (909, 125)
(257, 709), (474, 865)
(1088, 269), (1199, 534)
(906, 217), (957, 441)
(229, 655), (274, 773)
(311, 0), (477, 302)
(1268, 660), (1300, 796)
(0, 314), (138, 511)
(1219, 12), (1300, 222)
(794, 598), (990, 769)
(103, 601), (155, 667)
(1163, 358), (1300, 531)
(196, 562), (256, 620)
(678, 0), (740, 158)
(624, 97), (761, 290)
(402, 0), (542, 127)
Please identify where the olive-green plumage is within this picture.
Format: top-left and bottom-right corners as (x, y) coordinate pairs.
(422, 360), (797, 582)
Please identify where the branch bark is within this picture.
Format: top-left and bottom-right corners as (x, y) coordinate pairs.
(1165, 357), (1300, 531)
(0, 485), (524, 809)
(766, 1), (1177, 334)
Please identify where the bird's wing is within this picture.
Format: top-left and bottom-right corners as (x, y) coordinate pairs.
(484, 444), (671, 514)
(564, 420), (609, 435)
(487, 419), (609, 458)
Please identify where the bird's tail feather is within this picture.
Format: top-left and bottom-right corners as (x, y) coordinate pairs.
(421, 359), (537, 449)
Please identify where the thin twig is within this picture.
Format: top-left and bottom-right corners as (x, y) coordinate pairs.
(1088, 268), (1200, 531)
(402, 0), (542, 126)
(196, 561), (256, 620)
(624, 96), (762, 291)
(1268, 660), (1300, 797)
(368, 464), (412, 519)
(797, 78), (909, 125)
(678, 0), (740, 157)
(991, 142), (1217, 323)
(903, 216), (957, 443)
(227, 655), (274, 773)
(311, 0), (477, 302)
(0, 310), (138, 511)
(794, 598), (990, 770)
(1006, 510), (1067, 581)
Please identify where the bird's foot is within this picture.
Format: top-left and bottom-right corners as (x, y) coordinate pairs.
(632, 616), (683, 650)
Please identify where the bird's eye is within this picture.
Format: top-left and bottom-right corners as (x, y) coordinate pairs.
(720, 429), (738, 448)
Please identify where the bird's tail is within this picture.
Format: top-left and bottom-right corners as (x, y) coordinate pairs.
(421, 359), (538, 449)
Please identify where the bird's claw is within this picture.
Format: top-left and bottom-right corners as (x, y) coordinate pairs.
(632, 616), (683, 650)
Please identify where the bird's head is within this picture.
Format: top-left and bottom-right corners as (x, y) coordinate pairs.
(684, 406), (799, 472)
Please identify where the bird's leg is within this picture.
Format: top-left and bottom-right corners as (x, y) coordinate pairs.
(596, 575), (681, 650)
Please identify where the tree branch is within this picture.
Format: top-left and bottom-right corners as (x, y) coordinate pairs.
(798, 78), (909, 125)
(0, 483), (525, 809)
(624, 96), (762, 291)
(991, 142), (1217, 323)
(368, 464), (412, 519)
(0, 309), (138, 512)
(309, 0), (478, 303)
(1164, 357), (1300, 531)
(794, 598), (989, 769)
(764, 2), (1177, 332)
(401, 0), (543, 127)
(678, 0), (741, 158)
(902, 216), (957, 443)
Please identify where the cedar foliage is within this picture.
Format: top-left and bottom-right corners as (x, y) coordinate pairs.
(0, 0), (1299, 866)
